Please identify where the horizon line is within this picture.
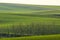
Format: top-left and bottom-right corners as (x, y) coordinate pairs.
(0, 2), (60, 6)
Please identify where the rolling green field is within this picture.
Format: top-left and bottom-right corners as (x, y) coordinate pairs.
(0, 3), (60, 40)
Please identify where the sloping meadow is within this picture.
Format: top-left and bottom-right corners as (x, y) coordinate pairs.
(0, 3), (60, 37)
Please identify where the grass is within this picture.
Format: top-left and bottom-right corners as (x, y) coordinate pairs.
(0, 34), (60, 40)
(0, 13), (60, 27)
(0, 3), (60, 40)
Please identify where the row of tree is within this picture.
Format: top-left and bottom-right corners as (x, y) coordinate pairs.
(0, 22), (60, 37)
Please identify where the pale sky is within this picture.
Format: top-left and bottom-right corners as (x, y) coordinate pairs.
(0, 0), (60, 5)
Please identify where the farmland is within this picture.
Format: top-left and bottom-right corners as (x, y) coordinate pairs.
(0, 3), (60, 40)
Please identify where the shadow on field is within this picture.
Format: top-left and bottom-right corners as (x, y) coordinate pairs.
(11, 14), (60, 18)
(0, 33), (32, 38)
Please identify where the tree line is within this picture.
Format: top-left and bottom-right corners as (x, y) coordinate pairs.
(0, 22), (60, 37)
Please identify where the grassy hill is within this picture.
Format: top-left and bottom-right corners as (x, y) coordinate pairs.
(0, 3), (60, 24)
(0, 3), (59, 13)
(0, 3), (60, 39)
